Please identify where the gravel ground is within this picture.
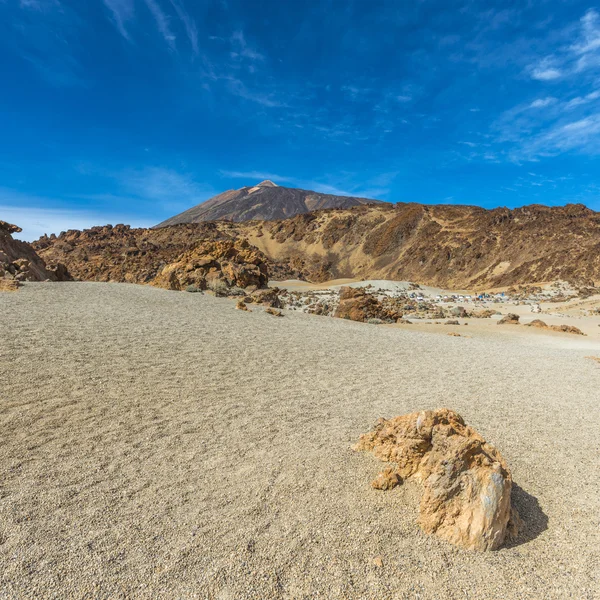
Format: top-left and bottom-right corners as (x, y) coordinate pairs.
(1, 282), (599, 600)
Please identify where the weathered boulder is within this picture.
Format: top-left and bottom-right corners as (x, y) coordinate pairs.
(355, 408), (517, 551)
(236, 300), (250, 311)
(251, 287), (282, 307)
(153, 239), (268, 293)
(0, 220), (71, 283)
(525, 320), (586, 335)
(497, 313), (520, 325)
(334, 286), (402, 323)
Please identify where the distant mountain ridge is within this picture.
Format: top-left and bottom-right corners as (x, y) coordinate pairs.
(33, 201), (600, 290)
(154, 180), (387, 227)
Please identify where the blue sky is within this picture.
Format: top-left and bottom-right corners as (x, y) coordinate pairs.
(2, 0), (600, 240)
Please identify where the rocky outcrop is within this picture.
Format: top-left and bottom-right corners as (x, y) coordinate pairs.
(334, 286), (403, 323)
(35, 199), (600, 290)
(1, 220), (71, 285)
(498, 313), (520, 325)
(34, 223), (268, 293)
(230, 202), (600, 288)
(526, 320), (585, 335)
(153, 239), (268, 292)
(355, 409), (518, 551)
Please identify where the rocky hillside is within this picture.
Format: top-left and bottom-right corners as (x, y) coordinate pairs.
(34, 201), (600, 290)
(1, 220), (70, 285)
(33, 223), (270, 292)
(230, 202), (600, 289)
(155, 180), (386, 226)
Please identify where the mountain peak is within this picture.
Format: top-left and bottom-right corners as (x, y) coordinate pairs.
(257, 180), (278, 187)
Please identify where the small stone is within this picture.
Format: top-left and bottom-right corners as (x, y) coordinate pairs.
(372, 556), (384, 568)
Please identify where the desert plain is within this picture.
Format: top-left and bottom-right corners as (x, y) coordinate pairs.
(1, 281), (599, 599)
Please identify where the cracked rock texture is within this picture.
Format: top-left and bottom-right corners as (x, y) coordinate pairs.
(356, 408), (516, 551)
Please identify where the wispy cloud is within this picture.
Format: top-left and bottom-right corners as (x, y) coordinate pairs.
(492, 83), (600, 161)
(169, 0), (198, 55)
(102, 0), (134, 41)
(518, 114), (600, 158)
(528, 9), (600, 81)
(143, 0), (176, 50)
(226, 78), (287, 107)
(230, 30), (264, 62)
(115, 166), (215, 210)
(219, 169), (396, 199)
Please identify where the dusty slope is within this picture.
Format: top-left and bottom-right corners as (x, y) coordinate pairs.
(1, 282), (598, 599)
(154, 180), (386, 226)
(235, 202), (600, 288)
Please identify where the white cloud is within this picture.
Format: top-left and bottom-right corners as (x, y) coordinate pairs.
(102, 0), (135, 41)
(515, 113), (600, 160)
(565, 90), (600, 109)
(226, 78), (286, 107)
(528, 9), (600, 80)
(529, 97), (557, 109)
(531, 65), (562, 81)
(169, 0), (198, 55)
(143, 0), (176, 50)
(230, 30), (264, 62)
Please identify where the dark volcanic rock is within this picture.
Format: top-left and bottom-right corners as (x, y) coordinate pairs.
(154, 180), (386, 226)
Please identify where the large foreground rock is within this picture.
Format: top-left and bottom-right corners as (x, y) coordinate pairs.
(153, 239), (268, 292)
(0, 220), (71, 284)
(355, 408), (517, 551)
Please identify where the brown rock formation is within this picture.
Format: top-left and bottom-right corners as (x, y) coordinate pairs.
(498, 313), (520, 325)
(233, 202), (600, 288)
(152, 239), (268, 292)
(34, 199), (600, 290)
(355, 409), (516, 551)
(525, 320), (585, 335)
(334, 286), (403, 323)
(34, 223), (268, 293)
(236, 300), (250, 311)
(1, 220), (70, 283)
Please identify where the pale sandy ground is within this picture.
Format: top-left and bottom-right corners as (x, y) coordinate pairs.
(1, 282), (599, 600)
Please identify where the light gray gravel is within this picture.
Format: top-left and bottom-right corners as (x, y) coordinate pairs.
(1, 282), (599, 599)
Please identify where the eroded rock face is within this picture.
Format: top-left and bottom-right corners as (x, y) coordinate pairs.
(355, 409), (516, 551)
(0, 220), (71, 284)
(498, 313), (520, 325)
(152, 239), (268, 292)
(334, 286), (403, 323)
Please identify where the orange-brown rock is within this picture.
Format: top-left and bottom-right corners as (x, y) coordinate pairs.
(334, 286), (403, 323)
(525, 320), (585, 335)
(497, 313), (520, 325)
(1, 220), (71, 283)
(232, 202), (600, 288)
(35, 200), (600, 290)
(550, 324), (585, 335)
(236, 300), (250, 311)
(152, 239), (268, 292)
(0, 279), (19, 292)
(251, 288), (282, 307)
(34, 223), (268, 293)
(265, 308), (283, 317)
(355, 409), (516, 551)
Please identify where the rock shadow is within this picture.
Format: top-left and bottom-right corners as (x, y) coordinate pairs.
(504, 482), (549, 548)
